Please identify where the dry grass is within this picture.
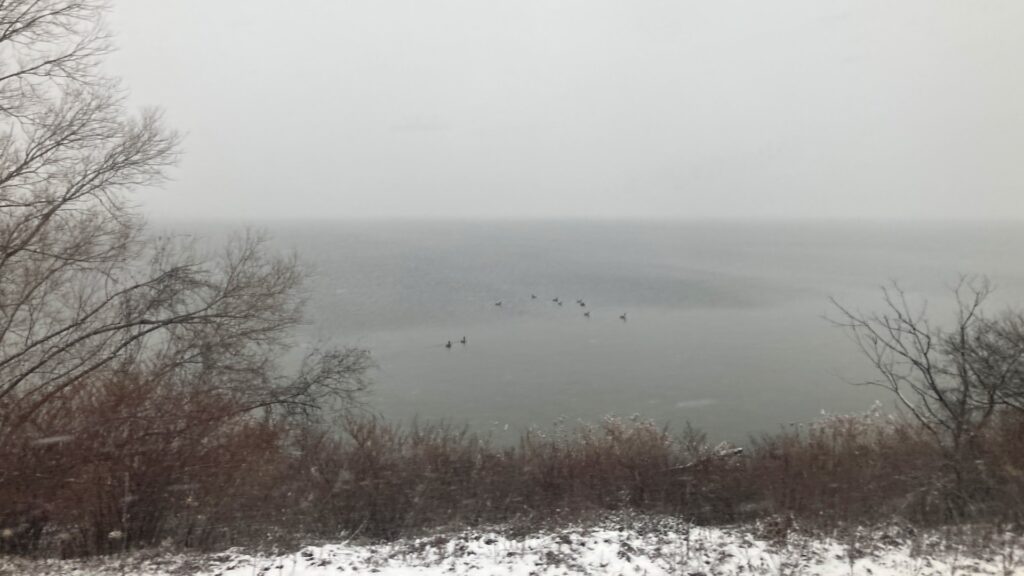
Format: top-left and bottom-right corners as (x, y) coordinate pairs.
(2, 379), (1023, 557)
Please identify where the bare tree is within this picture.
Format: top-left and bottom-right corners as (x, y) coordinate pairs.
(953, 306), (1024, 414)
(0, 1), (371, 553)
(0, 0), (369, 439)
(830, 277), (1024, 516)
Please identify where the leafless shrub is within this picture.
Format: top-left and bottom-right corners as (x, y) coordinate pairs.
(2, 401), (1023, 556)
(279, 414), (750, 539)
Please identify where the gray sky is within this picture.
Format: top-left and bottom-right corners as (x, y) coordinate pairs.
(108, 1), (1024, 221)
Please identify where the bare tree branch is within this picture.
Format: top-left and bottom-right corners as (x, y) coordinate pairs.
(0, 1), (370, 444)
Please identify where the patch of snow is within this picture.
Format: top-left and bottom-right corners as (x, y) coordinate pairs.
(3, 520), (1021, 575)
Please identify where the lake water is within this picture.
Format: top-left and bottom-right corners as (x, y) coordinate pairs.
(250, 220), (1024, 443)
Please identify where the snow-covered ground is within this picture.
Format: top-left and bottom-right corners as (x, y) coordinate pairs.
(3, 519), (1022, 575)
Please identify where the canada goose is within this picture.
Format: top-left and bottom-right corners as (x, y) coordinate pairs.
(619, 313), (628, 321)
(584, 311), (591, 318)
(494, 300), (503, 307)
(445, 340), (452, 349)
(530, 294), (537, 299)
(460, 336), (467, 344)
(552, 297), (560, 303)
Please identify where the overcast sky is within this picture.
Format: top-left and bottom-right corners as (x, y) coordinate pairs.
(108, 1), (1024, 221)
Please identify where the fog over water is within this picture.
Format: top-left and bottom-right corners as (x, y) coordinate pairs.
(119, 0), (1024, 441)
(176, 219), (1024, 443)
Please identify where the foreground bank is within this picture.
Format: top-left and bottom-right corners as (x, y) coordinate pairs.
(4, 517), (1021, 576)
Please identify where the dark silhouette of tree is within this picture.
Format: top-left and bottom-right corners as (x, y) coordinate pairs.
(831, 276), (1024, 517)
(0, 0), (369, 446)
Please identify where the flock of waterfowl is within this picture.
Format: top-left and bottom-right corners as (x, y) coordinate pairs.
(443, 294), (627, 349)
(444, 337), (466, 349)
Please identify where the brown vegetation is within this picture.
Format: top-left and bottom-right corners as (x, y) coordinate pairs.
(3, 400), (1023, 557)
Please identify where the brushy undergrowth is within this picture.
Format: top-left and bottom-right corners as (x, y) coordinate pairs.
(2, 382), (1023, 558)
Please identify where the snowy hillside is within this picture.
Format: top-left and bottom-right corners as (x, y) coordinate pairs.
(4, 519), (1021, 576)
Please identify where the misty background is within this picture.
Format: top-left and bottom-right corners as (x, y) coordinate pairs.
(108, 2), (1024, 440)
(108, 1), (1024, 222)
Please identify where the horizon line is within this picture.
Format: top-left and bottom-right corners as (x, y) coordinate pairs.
(145, 215), (1024, 226)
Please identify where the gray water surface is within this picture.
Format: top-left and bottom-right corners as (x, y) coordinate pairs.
(253, 220), (1024, 443)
